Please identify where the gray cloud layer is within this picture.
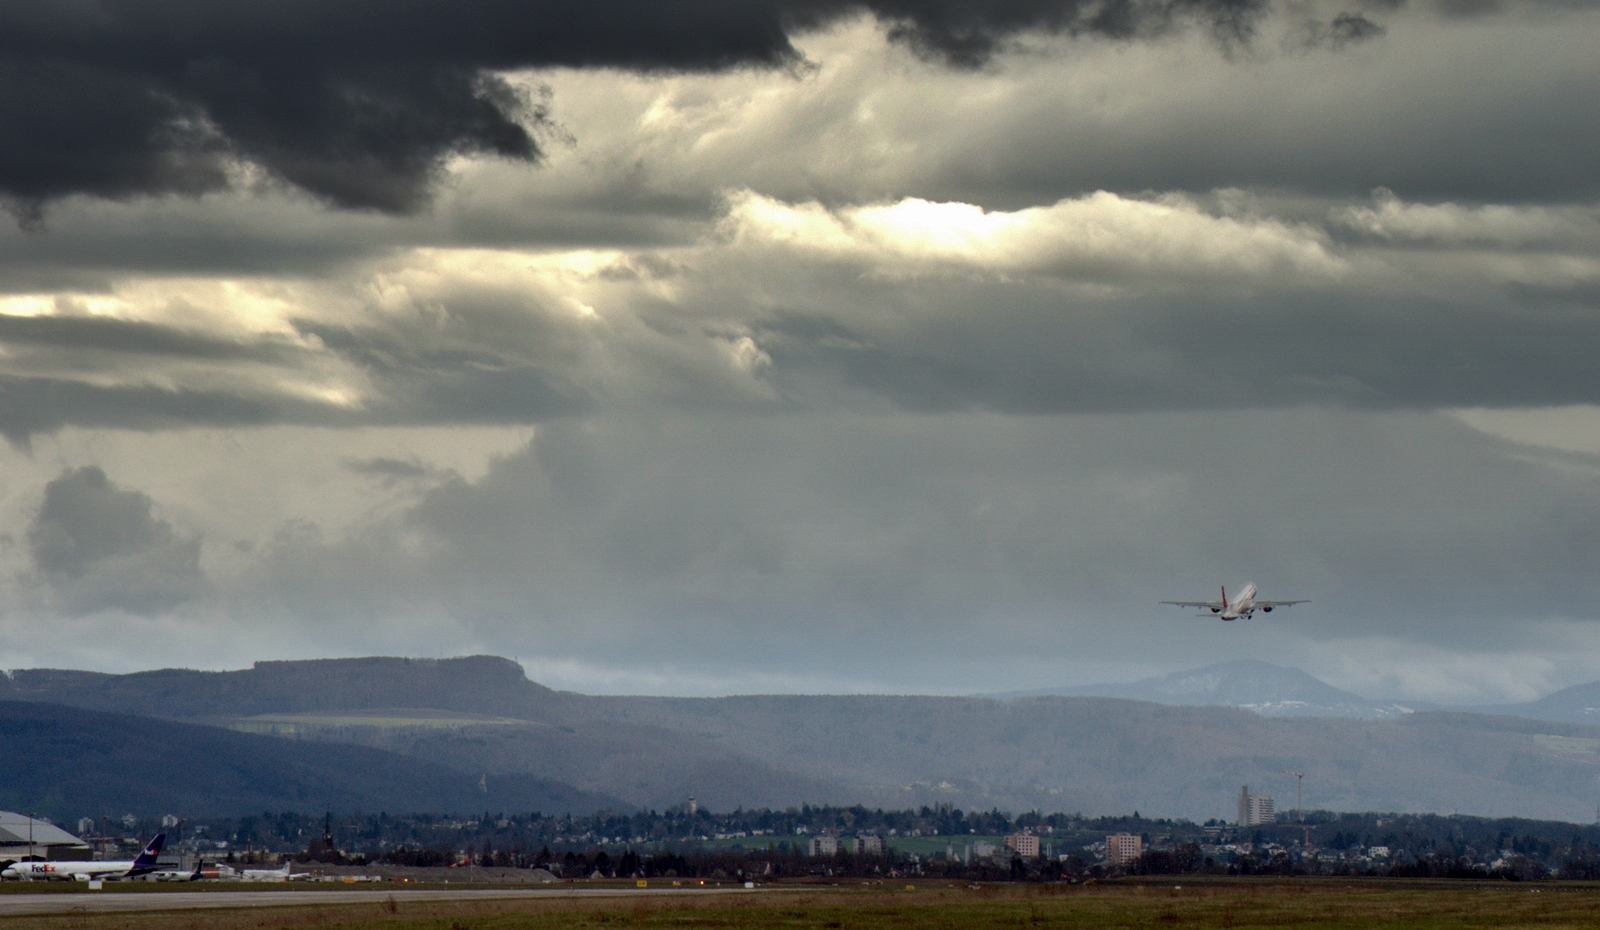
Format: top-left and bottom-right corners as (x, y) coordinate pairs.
(0, 0), (1284, 217)
(199, 408), (1596, 698)
(0, 186), (1596, 441)
(0, 0), (1595, 703)
(27, 465), (205, 615)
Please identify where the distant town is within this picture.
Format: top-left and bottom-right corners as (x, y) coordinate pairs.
(7, 795), (1600, 883)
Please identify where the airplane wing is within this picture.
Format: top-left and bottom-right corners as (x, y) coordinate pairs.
(1160, 601), (1223, 609)
(1254, 600), (1309, 608)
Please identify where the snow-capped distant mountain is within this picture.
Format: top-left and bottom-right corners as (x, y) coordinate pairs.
(983, 659), (1417, 719)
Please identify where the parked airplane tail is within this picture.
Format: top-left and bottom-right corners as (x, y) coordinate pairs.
(131, 834), (166, 872)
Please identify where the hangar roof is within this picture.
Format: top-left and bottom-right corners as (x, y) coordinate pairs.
(0, 811), (86, 847)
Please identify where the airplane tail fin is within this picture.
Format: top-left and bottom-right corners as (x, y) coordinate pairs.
(1221, 586), (1228, 610)
(132, 834), (166, 871)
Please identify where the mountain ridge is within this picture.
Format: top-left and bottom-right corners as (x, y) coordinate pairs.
(0, 656), (858, 812)
(10, 656), (1600, 822)
(981, 659), (1419, 720)
(1, 655), (559, 720)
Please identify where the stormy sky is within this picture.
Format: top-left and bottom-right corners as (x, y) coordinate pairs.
(0, 0), (1597, 703)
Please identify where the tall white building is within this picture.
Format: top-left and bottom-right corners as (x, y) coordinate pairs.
(1106, 833), (1142, 865)
(1005, 834), (1040, 858)
(1237, 786), (1275, 826)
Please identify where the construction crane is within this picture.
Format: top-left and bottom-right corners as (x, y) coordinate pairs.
(1281, 770), (1304, 820)
(1281, 771), (1310, 847)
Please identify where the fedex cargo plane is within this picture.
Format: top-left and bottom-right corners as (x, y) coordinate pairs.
(1, 834), (165, 881)
(1161, 583), (1307, 621)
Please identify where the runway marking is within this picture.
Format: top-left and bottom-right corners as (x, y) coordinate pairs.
(0, 886), (758, 916)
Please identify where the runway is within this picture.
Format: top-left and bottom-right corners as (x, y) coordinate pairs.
(0, 885), (757, 916)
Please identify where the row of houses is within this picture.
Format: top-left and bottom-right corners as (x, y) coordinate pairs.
(806, 834), (884, 856)
(801, 785), (1269, 865)
(807, 834), (1054, 859)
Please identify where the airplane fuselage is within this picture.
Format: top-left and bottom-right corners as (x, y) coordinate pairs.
(1219, 582), (1258, 620)
(1, 834), (164, 882)
(2, 859), (142, 881)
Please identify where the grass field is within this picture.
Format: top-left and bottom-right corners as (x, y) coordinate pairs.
(6, 878), (1600, 930)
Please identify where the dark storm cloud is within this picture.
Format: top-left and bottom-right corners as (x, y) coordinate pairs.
(290, 314), (594, 424)
(0, 209), (397, 287)
(0, 0), (1277, 215)
(0, 376), (298, 446)
(0, 354), (588, 446)
(28, 465), (205, 615)
(955, 88), (1600, 208)
(0, 311), (302, 362)
(853, 0), (1269, 65)
(0, 294), (594, 442)
(0, 180), (710, 287)
(0, 315), (334, 443)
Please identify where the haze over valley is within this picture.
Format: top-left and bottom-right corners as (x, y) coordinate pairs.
(7, 656), (1600, 824)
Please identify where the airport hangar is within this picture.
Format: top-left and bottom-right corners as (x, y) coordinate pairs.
(0, 812), (92, 866)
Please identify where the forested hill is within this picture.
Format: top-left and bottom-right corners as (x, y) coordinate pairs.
(0, 700), (621, 820)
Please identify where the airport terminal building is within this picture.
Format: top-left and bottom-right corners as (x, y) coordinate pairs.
(0, 812), (91, 863)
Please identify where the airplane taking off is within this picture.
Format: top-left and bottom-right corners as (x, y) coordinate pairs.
(1, 834), (164, 881)
(1161, 583), (1307, 621)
